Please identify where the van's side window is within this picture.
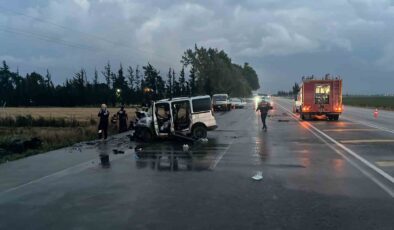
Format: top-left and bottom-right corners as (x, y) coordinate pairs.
(192, 98), (211, 113)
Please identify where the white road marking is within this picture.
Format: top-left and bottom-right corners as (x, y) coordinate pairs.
(275, 101), (394, 198)
(301, 122), (394, 198)
(322, 128), (378, 132)
(277, 97), (394, 134)
(209, 139), (235, 170)
(342, 116), (394, 134)
(376, 161), (394, 167)
(340, 139), (394, 144)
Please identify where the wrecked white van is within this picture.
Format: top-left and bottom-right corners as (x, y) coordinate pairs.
(133, 95), (217, 142)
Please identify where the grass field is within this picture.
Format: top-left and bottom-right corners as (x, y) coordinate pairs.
(0, 107), (137, 163)
(0, 107), (136, 122)
(343, 96), (394, 110)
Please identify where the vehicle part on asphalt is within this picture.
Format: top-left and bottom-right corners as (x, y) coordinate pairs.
(112, 149), (125, 154)
(182, 144), (189, 152)
(252, 171), (263, 181)
(198, 138), (209, 143)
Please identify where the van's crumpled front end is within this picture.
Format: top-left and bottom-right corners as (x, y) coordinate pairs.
(133, 114), (153, 139)
(135, 116), (152, 128)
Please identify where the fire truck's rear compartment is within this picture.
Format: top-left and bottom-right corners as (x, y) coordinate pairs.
(297, 76), (343, 121)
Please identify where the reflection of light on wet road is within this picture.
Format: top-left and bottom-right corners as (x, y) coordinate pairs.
(299, 150), (311, 168)
(133, 138), (234, 171)
(332, 159), (345, 174)
(254, 135), (270, 163)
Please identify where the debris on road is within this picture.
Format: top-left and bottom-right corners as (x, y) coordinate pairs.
(278, 119), (290, 122)
(85, 141), (96, 146)
(198, 138), (209, 143)
(69, 143), (83, 152)
(69, 147), (82, 152)
(112, 149), (125, 154)
(252, 171), (263, 181)
(182, 144), (189, 152)
(135, 145), (143, 152)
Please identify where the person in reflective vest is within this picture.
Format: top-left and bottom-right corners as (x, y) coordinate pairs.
(256, 100), (272, 131)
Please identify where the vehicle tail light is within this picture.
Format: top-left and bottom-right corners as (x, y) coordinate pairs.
(334, 105), (343, 112)
(302, 106), (310, 111)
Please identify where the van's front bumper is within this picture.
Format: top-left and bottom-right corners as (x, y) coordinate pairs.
(207, 125), (218, 131)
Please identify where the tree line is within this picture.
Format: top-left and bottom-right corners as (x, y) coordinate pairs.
(0, 45), (260, 107)
(276, 83), (300, 99)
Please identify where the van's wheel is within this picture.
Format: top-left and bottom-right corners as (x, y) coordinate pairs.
(140, 128), (152, 142)
(301, 114), (305, 120)
(192, 125), (207, 139)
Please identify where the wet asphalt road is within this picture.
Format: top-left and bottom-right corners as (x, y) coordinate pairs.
(0, 97), (393, 230)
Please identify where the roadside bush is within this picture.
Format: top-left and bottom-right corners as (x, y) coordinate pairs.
(52, 117), (66, 127)
(90, 118), (97, 126)
(0, 116), (15, 126)
(35, 116), (46, 126)
(15, 115), (33, 126)
(69, 117), (80, 127)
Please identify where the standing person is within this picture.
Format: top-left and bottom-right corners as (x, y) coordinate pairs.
(256, 100), (272, 131)
(117, 105), (128, 133)
(98, 104), (110, 139)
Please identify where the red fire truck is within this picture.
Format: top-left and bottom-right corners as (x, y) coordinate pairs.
(294, 75), (343, 120)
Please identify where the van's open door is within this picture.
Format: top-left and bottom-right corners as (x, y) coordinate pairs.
(169, 105), (175, 133)
(152, 103), (159, 136)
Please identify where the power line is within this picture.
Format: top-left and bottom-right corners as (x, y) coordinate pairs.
(0, 26), (95, 51)
(0, 5), (180, 67)
(0, 5), (118, 46)
(0, 25), (180, 79)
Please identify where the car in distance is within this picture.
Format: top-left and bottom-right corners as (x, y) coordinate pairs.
(229, 97), (246, 108)
(212, 94), (231, 111)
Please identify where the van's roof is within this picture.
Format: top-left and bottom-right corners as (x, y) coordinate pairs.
(157, 95), (211, 103)
(212, 94), (228, 97)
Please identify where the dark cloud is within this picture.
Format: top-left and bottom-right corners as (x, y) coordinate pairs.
(0, 0), (394, 94)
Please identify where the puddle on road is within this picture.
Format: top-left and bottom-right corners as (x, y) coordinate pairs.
(264, 163), (306, 168)
(133, 138), (230, 172)
(68, 132), (231, 171)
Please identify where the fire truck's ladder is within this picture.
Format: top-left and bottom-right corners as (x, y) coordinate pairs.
(333, 80), (341, 105)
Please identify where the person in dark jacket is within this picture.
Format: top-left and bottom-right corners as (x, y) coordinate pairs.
(98, 104), (110, 139)
(117, 105), (128, 133)
(256, 100), (272, 131)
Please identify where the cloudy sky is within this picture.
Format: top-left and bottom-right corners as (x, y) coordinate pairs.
(1, 0), (394, 94)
